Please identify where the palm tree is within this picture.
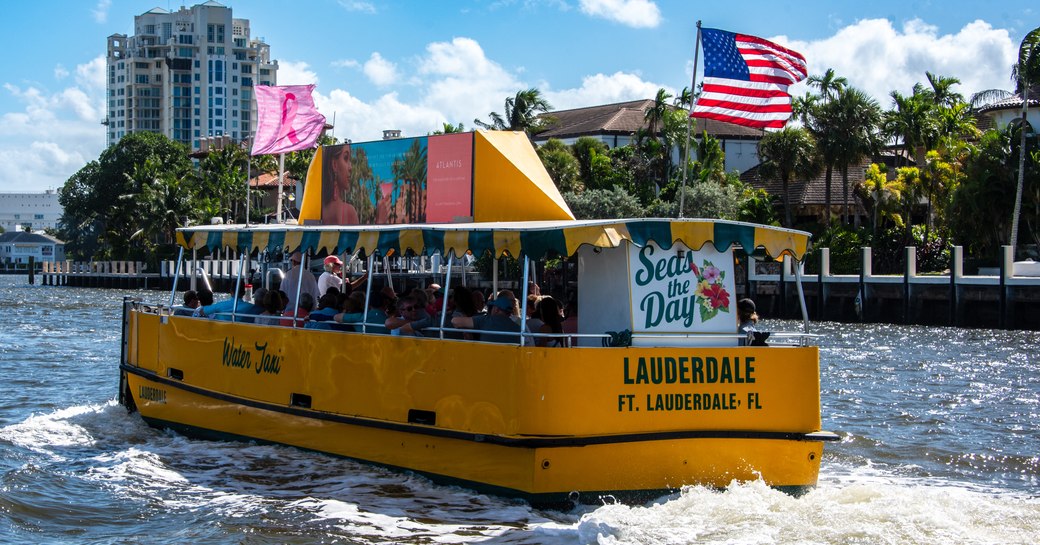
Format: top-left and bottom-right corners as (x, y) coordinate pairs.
(925, 72), (964, 108)
(474, 88), (553, 135)
(970, 26), (1040, 257)
(757, 127), (820, 227)
(807, 68), (848, 102)
(822, 87), (882, 224)
(645, 88), (673, 139)
(882, 89), (934, 168)
(673, 87), (693, 109)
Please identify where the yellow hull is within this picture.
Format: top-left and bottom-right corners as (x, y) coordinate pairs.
(121, 307), (832, 504)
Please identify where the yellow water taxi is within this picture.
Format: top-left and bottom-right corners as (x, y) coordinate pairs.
(118, 131), (836, 505)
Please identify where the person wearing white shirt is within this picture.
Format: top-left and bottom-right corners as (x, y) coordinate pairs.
(281, 251), (320, 312)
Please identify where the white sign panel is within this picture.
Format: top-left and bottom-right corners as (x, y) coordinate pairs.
(629, 241), (736, 339)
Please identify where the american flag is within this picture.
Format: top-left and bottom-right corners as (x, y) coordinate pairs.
(691, 28), (807, 130)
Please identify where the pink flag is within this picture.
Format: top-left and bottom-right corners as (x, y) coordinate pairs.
(250, 84), (326, 156)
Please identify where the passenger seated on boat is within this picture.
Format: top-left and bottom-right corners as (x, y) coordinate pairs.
(281, 292), (315, 327)
(495, 289), (522, 325)
(561, 298), (578, 345)
(334, 291), (389, 334)
(525, 294), (544, 334)
(255, 290), (285, 326)
(535, 296), (566, 347)
(451, 297), (521, 344)
(191, 289), (215, 317)
(737, 298), (768, 346)
(471, 289), (487, 315)
(174, 290), (200, 316)
(304, 293), (340, 330)
(385, 296), (429, 336)
(201, 283), (254, 321)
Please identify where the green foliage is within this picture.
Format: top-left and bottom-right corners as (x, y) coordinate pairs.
(58, 132), (194, 262)
(673, 180), (743, 220)
(805, 223), (870, 274)
(475, 88), (553, 134)
(537, 139), (582, 192)
(563, 187), (645, 219)
(757, 127), (820, 227)
(737, 187), (780, 226)
(572, 137), (609, 189)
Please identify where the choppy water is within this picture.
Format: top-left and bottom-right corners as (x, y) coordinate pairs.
(1, 275), (1038, 544)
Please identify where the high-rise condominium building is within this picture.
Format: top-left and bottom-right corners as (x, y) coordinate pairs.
(105, 1), (277, 150)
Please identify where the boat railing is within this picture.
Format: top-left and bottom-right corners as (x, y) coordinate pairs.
(151, 304), (816, 347)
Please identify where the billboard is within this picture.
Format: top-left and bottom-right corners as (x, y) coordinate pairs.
(320, 133), (473, 225)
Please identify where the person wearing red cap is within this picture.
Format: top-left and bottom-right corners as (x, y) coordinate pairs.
(318, 255), (344, 296)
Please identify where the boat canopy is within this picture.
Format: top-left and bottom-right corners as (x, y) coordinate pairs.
(175, 219), (811, 260)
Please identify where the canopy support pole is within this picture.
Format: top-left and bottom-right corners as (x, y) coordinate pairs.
(438, 254), (455, 339)
(519, 255), (530, 347)
(362, 253), (375, 334)
(231, 252), (245, 321)
(168, 246), (185, 308)
(792, 256), (810, 341)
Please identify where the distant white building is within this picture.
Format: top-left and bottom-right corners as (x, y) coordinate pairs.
(0, 232), (65, 265)
(0, 190), (63, 232)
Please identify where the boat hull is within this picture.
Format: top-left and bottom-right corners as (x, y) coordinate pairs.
(121, 308), (831, 504)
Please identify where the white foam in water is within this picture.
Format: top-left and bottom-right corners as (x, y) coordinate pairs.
(576, 473), (1040, 545)
(0, 403), (106, 458)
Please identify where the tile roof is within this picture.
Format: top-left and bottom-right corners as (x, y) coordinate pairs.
(250, 172), (298, 188)
(534, 99), (764, 141)
(740, 154), (907, 206)
(976, 85), (1040, 113)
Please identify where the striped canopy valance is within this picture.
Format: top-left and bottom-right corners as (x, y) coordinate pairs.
(176, 219), (811, 260)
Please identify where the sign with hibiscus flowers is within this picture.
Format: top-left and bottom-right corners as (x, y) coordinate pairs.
(629, 241), (736, 340)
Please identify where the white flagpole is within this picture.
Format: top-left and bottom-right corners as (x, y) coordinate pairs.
(245, 137), (252, 226)
(277, 153), (285, 223)
(679, 20), (703, 219)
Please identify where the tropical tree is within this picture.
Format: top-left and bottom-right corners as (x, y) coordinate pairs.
(807, 68), (848, 102)
(924, 72), (964, 108)
(645, 88), (673, 139)
(882, 88), (935, 168)
(431, 122), (465, 135)
(474, 88), (553, 135)
(757, 127), (820, 227)
(537, 139), (582, 192)
(822, 87), (882, 224)
(58, 132), (194, 261)
(970, 25), (1040, 256)
(859, 163), (904, 239)
(572, 137), (610, 190)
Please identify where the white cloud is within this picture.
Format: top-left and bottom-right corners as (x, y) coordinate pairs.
(277, 60), (320, 86)
(0, 57), (107, 192)
(92, 0), (111, 24)
(544, 71), (669, 111)
(783, 18), (1017, 108)
(363, 53), (399, 87)
(337, 1), (376, 14)
(332, 59), (361, 69)
(579, 0), (660, 28)
(54, 65), (69, 80)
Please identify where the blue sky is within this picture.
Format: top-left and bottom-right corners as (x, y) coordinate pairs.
(1, 0), (1036, 192)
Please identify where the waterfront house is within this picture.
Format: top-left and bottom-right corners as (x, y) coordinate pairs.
(0, 231), (66, 267)
(533, 99), (765, 174)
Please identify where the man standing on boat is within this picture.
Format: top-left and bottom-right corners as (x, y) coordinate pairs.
(281, 252), (320, 313)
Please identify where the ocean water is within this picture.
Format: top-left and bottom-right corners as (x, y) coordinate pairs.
(1, 275), (1038, 544)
